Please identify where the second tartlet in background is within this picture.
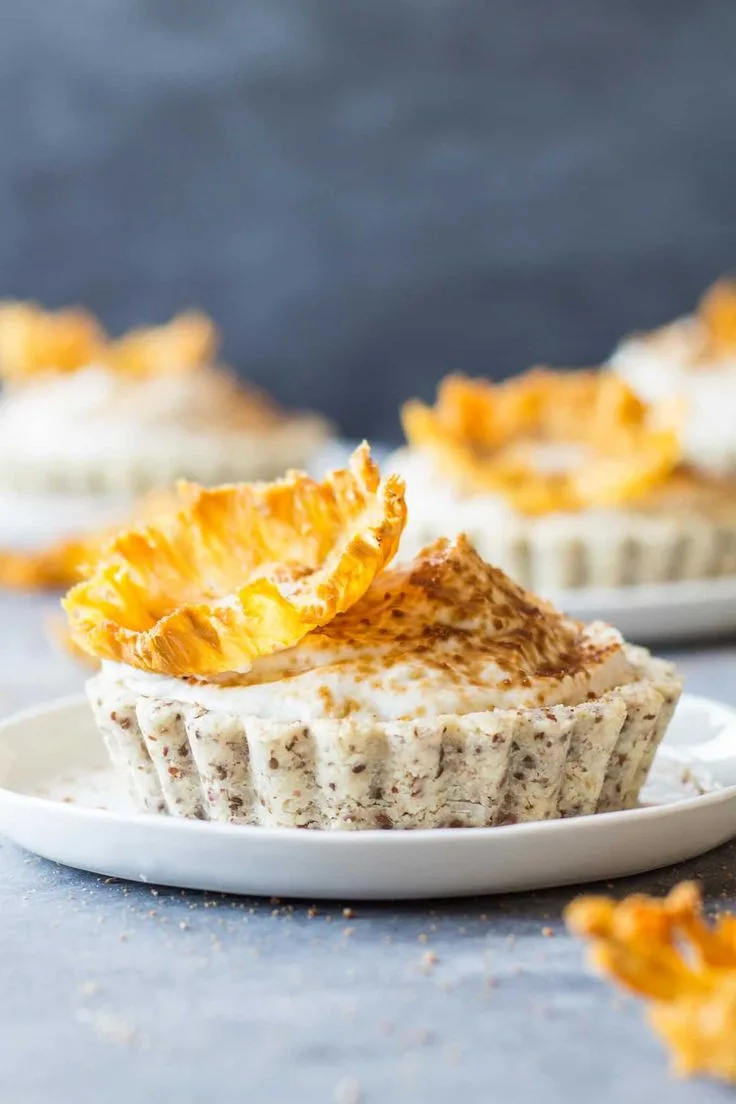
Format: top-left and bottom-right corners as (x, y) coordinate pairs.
(392, 369), (736, 592)
(0, 301), (330, 495)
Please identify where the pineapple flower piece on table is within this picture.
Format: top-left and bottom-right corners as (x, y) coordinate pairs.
(565, 881), (736, 1083)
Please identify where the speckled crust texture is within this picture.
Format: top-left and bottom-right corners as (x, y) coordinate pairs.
(87, 646), (682, 830)
(0, 420), (329, 496)
(398, 514), (736, 591)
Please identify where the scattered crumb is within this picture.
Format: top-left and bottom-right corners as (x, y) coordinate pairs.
(421, 951), (438, 969)
(179, 921), (189, 931)
(343, 927), (355, 937)
(307, 906), (318, 919)
(418, 933), (428, 944)
(79, 980), (101, 998)
(342, 907), (354, 919)
(332, 1075), (362, 1104)
(75, 1007), (136, 1045)
(542, 927), (554, 938)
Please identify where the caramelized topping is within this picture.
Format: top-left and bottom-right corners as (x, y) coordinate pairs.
(203, 536), (622, 703)
(315, 535), (613, 684)
(567, 882), (736, 1082)
(63, 445), (407, 676)
(402, 370), (681, 514)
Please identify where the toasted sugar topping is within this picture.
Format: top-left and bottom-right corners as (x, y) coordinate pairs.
(0, 302), (217, 382)
(567, 882), (736, 1082)
(204, 535), (622, 705)
(402, 370), (681, 515)
(63, 444), (407, 676)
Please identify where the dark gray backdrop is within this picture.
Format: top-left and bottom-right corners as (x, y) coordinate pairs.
(1, 0), (735, 441)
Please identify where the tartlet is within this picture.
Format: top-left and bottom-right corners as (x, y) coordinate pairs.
(65, 445), (682, 830)
(392, 369), (736, 591)
(0, 301), (329, 495)
(609, 277), (736, 476)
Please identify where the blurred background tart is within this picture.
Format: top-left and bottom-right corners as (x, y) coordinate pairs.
(391, 368), (736, 592)
(609, 277), (736, 477)
(0, 300), (331, 497)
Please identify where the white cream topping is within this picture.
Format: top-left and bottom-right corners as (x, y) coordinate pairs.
(611, 317), (736, 475)
(108, 632), (629, 724)
(0, 366), (326, 465)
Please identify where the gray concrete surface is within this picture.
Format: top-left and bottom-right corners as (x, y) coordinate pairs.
(2, 592), (736, 1103)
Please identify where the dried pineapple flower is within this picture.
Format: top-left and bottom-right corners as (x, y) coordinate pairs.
(0, 301), (107, 382)
(0, 302), (217, 383)
(402, 370), (681, 515)
(107, 310), (218, 377)
(698, 277), (736, 356)
(63, 444), (407, 677)
(566, 881), (736, 1082)
(0, 490), (174, 592)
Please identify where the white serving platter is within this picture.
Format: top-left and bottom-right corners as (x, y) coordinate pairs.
(549, 574), (736, 645)
(0, 693), (734, 900)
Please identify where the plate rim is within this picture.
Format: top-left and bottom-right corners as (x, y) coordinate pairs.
(1, 692), (735, 847)
(549, 572), (736, 613)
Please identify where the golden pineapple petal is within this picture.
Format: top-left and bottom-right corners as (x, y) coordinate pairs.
(0, 301), (107, 380)
(63, 444), (407, 676)
(401, 370), (681, 515)
(108, 310), (218, 377)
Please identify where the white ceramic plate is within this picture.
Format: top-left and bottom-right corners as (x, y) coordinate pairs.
(0, 694), (735, 900)
(548, 575), (736, 645)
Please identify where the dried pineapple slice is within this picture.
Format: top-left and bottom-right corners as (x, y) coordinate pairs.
(698, 277), (736, 356)
(566, 882), (736, 1082)
(402, 370), (681, 515)
(63, 444), (407, 677)
(0, 490), (174, 592)
(107, 310), (218, 377)
(0, 301), (107, 381)
(0, 301), (217, 382)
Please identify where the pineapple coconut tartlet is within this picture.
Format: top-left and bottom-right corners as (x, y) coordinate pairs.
(394, 367), (736, 592)
(63, 446), (681, 830)
(0, 300), (329, 495)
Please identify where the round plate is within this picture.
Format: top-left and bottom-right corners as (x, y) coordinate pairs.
(0, 694), (734, 900)
(549, 575), (736, 644)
